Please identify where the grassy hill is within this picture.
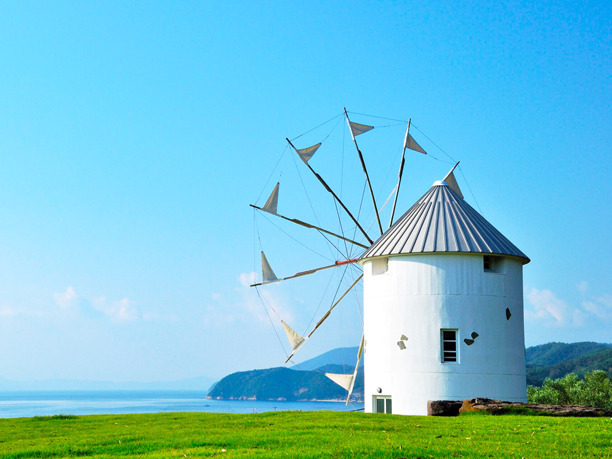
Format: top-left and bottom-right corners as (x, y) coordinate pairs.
(1, 411), (610, 458)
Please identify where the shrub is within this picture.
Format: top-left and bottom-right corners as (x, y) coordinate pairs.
(527, 370), (612, 409)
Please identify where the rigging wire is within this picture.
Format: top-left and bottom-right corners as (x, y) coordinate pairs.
(458, 165), (483, 214)
(258, 211), (333, 262)
(254, 210), (264, 252)
(255, 286), (289, 357)
(316, 229), (347, 259)
(290, 113), (344, 142)
(349, 180), (368, 258)
(410, 122), (457, 164)
(347, 111), (409, 124)
(290, 151), (337, 260)
(255, 144), (289, 205)
(364, 185), (398, 236)
(353, 142), (402, 236)
(332, 198), (350, 260)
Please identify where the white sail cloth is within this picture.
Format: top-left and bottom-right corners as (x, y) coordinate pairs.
(281, 321), (307, 352)
(404, 132), (427, 154)
(443, 170), (464, 199)
(261, 251), (278, 283)
(349, 121), (374, 137)
(296, 143), (321, 164)
(325, 373), (353, 391)
(262, 183), (279, 214)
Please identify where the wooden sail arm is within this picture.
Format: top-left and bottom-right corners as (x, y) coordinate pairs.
(344, 108), (383, 236)
(284, 273), (363, 364)
(286, 138), (374, 245)
(389, 119), (410, 229)
(249, 204), (369, 249)
(250, 259), (360, 288)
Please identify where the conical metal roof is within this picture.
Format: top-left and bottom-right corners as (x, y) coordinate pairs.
(361, 181), (530, 264)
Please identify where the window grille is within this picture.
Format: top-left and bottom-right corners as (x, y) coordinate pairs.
(441, 329), (458, 363)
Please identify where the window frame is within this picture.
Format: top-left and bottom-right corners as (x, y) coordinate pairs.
(373, 395), (392, 414)
(441, 329), (459, 364)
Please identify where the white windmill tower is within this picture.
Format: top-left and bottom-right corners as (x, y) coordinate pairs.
(250, 110), (529, 415)
(358, 166), (530, 415)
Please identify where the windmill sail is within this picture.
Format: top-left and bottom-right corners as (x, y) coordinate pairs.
(261, 251), (278, 283)
(262, 183), (279, 214)
(250, 259), (359, 288)
(404, 133), (427, 154)
(281, 320), (307, 352)
(349, 121), (374, 137)
(325, 373), (353, 391)
(296, 143), (321, 164)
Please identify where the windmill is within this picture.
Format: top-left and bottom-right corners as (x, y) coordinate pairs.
(250, 109), (529, 414)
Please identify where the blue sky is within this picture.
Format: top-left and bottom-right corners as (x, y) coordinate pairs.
(0, 1), (610, 383)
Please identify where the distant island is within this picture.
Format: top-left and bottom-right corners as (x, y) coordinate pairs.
(209, 342), (612, 401)
(208, 347), (363, 402)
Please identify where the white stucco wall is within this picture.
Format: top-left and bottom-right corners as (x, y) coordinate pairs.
(361, 253), (526, 416)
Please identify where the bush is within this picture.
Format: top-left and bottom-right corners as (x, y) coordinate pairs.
(527, 370), (612, 409)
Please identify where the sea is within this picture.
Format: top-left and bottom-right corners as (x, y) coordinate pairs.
(0, 391), (364, 419)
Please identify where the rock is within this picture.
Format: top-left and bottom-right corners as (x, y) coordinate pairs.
(427, 400), (463, 416)
(428, 397), (612, 417)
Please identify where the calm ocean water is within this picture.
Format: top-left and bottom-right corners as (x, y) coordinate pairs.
(0, 391), (364, 419)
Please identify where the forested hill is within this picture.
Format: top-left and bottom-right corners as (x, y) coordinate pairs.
(526, 342), (612, 386)
(526, 342), (612, 367)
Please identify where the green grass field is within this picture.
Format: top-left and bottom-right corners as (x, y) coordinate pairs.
(1, 411), (611, 458)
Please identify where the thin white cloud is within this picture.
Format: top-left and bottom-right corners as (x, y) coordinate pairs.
(92, 296), (138, 322)
(527, 287), (612, 328)
(526, 288), (569, 326)
(54, 286), (78, 309)
(239, 272), (256, 288)
(582, 294), (612, 320)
